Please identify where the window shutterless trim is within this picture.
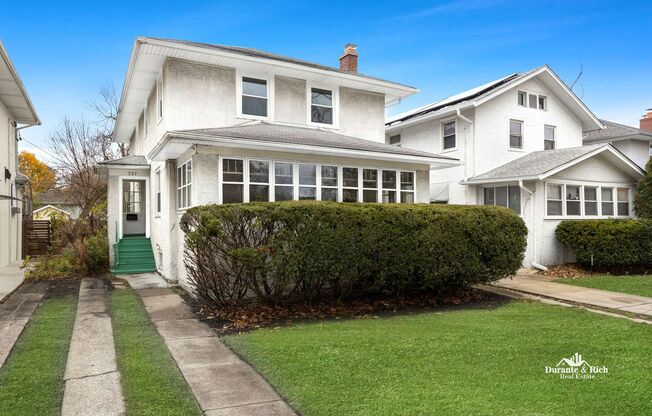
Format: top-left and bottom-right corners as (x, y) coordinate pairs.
(306, 81), (339, 128)
(236, 72), (274, 121)
(544, 180), (633, 219)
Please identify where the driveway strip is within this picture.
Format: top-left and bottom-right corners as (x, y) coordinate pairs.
(136, 287), (296, 416)
(61, 278), (125, 416)
(0, 282), (47, 369)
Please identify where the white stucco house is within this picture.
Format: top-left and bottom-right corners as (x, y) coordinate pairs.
(385, 65), (645, 267)
(0, 42), (40, 267)
(98, 37), (458, 284)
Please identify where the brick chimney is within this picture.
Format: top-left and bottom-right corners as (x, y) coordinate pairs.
(641, 109), (652, 131)
(339, 44), (358, 73)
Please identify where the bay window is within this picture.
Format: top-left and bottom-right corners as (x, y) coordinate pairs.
(342, 167), (359, 202)
(274, 162), (294, 201)
(362, 169), (378, 203)
(299, 164), (317, 200)
(321, 166), (338, 201)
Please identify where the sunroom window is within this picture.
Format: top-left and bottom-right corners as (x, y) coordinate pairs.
(546, 184), (562, 215)
(321, 166), (338, 201)
(342, 167), (359, 202)
(242, 77), (268, 117)
(566, 185), (581, 215)
(601, 187), (614, 216)
(274, 162), (294, 201)
(483, 186), (521, 214)
(617, 188), (630, 216)
(249, 160), (269, 202)
(299, 164), (317, 200)
(310, 88), (333, 125)
(584, 186), (598, 215)
(222, 159), (244, 203)
(362, 169), (378, 203)
(382, 170), (397, 203)
(400, 172), (415, 203)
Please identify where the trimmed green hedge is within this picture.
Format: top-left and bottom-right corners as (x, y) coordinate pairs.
(556, 219), (652, 268)
(180, 202), (527, 306)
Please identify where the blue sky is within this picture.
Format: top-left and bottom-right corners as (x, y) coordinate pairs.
(3, 0), (651, 161)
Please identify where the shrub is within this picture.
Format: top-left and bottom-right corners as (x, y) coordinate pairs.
(180, 202), (527, 307)
(556, 219), (652, 268)
(635, 159), (652, 219)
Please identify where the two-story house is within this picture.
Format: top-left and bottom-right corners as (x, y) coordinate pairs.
(98, 37), (458, 286)
(0, 41), (40, 268)
(386, 65), (644, 267)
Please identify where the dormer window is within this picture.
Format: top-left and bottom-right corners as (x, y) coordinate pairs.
(241, 77), (268, 117)
(311, 88), (333, 124)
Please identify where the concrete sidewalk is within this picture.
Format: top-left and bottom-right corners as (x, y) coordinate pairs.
(0, 261), (26, 302)
(137, 288), (296, 416)
(62, 278), (125, 416)
(494, 274), (652, 317)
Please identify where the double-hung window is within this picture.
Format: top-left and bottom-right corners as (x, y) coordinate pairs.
(546, 184), (563, 215)
(155, 170), (161, 213)
(509, 120), (523, 149)
(400, 172), (415, 203)
(222, 159), (244, 203)
(274, 162), (294, 201)
(310, 88), (333, 125)
(442, 121), (456, 150)
(249, 160), (270, 202)
(382, 170), (397, 203)
(617, 188), (630, 216)
(584, 186), (598, 215)
(528, 94), (538, 109)
(566, 185), (581, 215)
(538, 96), (547, 110)
(544, 125), (556, 150)
(241, 77), (268, 117)
(320, 166), (338, 201)
(299, 164), (317, 200)
(601, 187), (614, 216)
(342, 167), (359, 202)
(517, 91), (526, 106)
(362, 169), (378, 203)
(177, 160), (192, 209)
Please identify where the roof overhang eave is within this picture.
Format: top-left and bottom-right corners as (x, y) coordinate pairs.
(149, 131), (459, 168)
(0, 43), (40, 125)
(385, 104), (472, 132)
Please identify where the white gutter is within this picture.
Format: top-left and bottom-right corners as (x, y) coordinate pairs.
(385, 104), (471, 133)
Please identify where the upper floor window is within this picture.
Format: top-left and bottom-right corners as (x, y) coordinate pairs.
(538, 95), (547, 110)
(528, 94), (537, 109)
(517, 91), (526, 106)
(544, 125), (556, 150)
(310, 88), (333, 125)
(442, 121), (456, 150)
(156, 77), (163, 121)
(177, 160), (192, 209)
(389, 134), (401, 145)
(242, 77), (268, 117)
(509, 120), (523, 149)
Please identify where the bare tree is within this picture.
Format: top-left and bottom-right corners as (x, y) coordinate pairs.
(47, 117), (119, 219)
(89, 84), (128, 157)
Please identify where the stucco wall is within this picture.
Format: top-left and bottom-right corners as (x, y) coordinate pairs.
(0, 98), (22, 266)
(339, 87), (385, 142)
(611, 139), (650, 169)
(274, 76), (306, 125)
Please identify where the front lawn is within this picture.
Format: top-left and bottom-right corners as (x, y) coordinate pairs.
(0, 295), (77, 415)
(554, 275), (652, 298)
(111, 288), (201, 416)
(225, 301), (652, 416)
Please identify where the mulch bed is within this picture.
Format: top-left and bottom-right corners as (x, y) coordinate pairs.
(179, 288), (508, 335)
(542, 264), (652, 279)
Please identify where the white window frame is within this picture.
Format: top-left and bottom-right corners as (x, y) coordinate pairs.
(320, 165), (338, 202)
(220, 157), (246, 204)
(362, 168), (380, 203)
(10, 183), (17, 209)
(400, 171), (416, 203)
(298, 163), (318, 201)
(307, 82), (339, 128)
(236, 72), (274, 121)
(248, 159), (271, 203)
(156, 75), (163, 123)
(544, 125), (555, 150)
(381, 170), (399, 203)
(517, 90), (527, 107)
(441, 119), (457, 152)
(342, 166), (360, 203)
(482, 185), (522, 215)
(538, 95), (548, 111)
(544, 180), (633, 219)
(509, 119), (524, 150)
(176, 159), (192, 210)
(274, 160), (295, 202)
(155, 169), (161, 215)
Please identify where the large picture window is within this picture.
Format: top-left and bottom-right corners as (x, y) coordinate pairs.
(241, 77), (268, 117)
(177, 160), (192, 209)
(310, 88), (333, 125)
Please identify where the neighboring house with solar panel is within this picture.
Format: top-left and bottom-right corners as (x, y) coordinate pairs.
(385, 65), (644, 267)
(0, 42), (40, 267)
(97, 37), (458, 284)
(583, 116), (652, 169)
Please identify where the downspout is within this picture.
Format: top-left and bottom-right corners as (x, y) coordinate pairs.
(457, 109), (475, 202)
(518, 179), (546, 271)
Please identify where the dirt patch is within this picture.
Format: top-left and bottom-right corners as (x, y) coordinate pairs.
(178, 288), (509, 335)
(541, 264), (652, 279)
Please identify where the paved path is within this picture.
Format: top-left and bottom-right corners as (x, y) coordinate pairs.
(62, 278), (125, 416)
(0, 261), (26, 302)
(0, 282), (47, 368)
(494, 274), (652, 317)
(137, 288), (296, 416)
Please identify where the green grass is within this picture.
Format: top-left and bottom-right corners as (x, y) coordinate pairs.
(555, 275), (652, 298)
(225, 301), (652, 416)
(111, 289), (201, 416)
(0, 295), (77, 415)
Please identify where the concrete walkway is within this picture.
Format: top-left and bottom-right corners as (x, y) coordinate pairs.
(494, 274), (652, 317)
(0, 282), (47, 368)
(62, 278), (125, 416)
(0, 261), (26, 302)
(137, 288), (296, 416)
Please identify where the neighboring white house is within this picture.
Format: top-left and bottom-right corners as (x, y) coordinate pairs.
(583, 116), (652, 169)
(385, 65), (645, 267)
(98, 37), (458, 286)
(0, 42), (40, 267)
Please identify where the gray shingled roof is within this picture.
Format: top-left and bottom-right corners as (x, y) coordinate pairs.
(465, 144), (607, 183)
(584, 119), (652, 143)
(97, 155), (149, 166)
(150, 38), (415, 89)
(173, 123), (455, 161)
